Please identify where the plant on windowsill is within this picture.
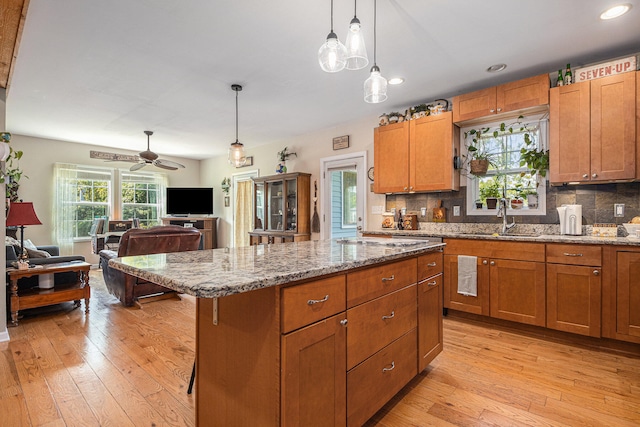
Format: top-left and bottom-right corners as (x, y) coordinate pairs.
(479, 176), (502, 209)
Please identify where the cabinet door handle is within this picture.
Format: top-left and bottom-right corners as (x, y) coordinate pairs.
(340, 319), (348, 327)
(563, 253), (583, 257)
(582, 174), (589, 179)
(490, 261), (495, 266)
(427, 262), (437, 267)
(496, 108), (502, 112)
(382, 361), (395, 373)
(592, 173), (598, 178)
(382, 311), (395, 320)
(403, 186), (408, 191)
(307, 295), (329, 305)
(490, 109), (495, 113)
(482, 260), (488, 265)
(381, 275), (395, 282)
(427, 280), (437, 287)
(593, 270), (600, 276)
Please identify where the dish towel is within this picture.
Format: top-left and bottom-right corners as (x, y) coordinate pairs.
(457, 255), (478, 297)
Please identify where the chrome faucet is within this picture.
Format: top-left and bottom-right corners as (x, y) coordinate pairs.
(497, 198), (516, 235)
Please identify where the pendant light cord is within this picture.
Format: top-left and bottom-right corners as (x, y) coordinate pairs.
(373, 0), (377, 66)
(330, 0), (334, 31)
(235, 88), (239, 143)
(353, 0), (357, 16)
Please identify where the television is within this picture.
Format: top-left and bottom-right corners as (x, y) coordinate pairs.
(166, 187), (214, 216)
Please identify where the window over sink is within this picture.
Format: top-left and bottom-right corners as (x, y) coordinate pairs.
(462, 114), (548, 216)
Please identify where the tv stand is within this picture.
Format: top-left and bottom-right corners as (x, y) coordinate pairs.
(161, 217), (217, 249)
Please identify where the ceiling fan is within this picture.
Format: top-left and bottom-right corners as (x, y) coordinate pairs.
(89, 130), (186, 171)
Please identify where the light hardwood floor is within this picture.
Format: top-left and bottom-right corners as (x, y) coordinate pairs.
(2, 270), (639, 426)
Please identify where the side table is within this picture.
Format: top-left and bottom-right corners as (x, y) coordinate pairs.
(7, 261), (91, 326)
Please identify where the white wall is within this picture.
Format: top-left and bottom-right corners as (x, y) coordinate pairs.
(10, 134), (202, 265)
(201, 115), (387, 248)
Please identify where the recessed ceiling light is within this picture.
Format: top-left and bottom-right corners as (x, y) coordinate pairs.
(486, 63), (507, 73)
(388, 77), (404, 85)
(600, 4), (631, 19)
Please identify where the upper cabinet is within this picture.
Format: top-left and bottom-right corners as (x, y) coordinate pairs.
(374, 112), (459, 194)
(453, 74), (550, 123)
(550, 72), (636, 184)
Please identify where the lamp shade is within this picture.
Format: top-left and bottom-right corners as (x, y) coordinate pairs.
(345, 17), (368, 70)
(364, 65), (388, 103)
(318, 32), (347, 73)
(6, 202), (42, 227)
(228, 141), (247, 167)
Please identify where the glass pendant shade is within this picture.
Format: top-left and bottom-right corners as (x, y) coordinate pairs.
(364, 65), (387, 103)
(228, 141), (247, 167)
(345, 17), (368, 70)
(318, 32), (347, 73)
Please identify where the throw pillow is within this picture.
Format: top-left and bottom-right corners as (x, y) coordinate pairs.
(26, 247), (51, 258)
(5, 235), (23, 256)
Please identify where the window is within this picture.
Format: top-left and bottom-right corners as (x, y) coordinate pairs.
(341, 171), (357, 227)
(54, 164), (167, 247)
(463, 116), (547, 216)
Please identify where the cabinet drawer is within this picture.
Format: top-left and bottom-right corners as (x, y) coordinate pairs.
(418, 251), (443, 281)
(347, 258), (417, 308)
(347, 329), (417, 427)
(281, 275), (346, 333)
(546, 244), (602, 266)
(347, 285), (417, 370)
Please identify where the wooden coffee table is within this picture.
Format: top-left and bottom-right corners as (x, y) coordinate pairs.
(7, 261), (91, 326)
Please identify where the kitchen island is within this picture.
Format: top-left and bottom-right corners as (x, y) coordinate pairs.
(109, 238), (445, 427)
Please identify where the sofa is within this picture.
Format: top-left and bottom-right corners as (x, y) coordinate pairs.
(99, 225), (202, 307)
(5, 244), (86, 291)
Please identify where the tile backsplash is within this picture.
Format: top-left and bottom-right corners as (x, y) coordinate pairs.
(385, 182), (640, 226)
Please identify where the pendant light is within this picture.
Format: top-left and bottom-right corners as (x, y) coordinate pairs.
(318, 0), (347, 73)
(345, 0), (368, 70)
(364, 0), (387, 103)
(228, 84), (247, 167)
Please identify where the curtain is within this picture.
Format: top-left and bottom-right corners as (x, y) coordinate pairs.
(234, 180), (253, 247)
(52, 163), (77, 255)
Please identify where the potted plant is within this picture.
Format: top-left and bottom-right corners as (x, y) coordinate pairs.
(463, 126), (494, 175)
(475, 199), (484, 209)
(0, 132), (26, 202)
(276, 146), (297, 174)
(479, 177), (502, 209)
(411, 104), (429, 119)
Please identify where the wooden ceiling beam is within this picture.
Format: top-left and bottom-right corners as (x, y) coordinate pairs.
(0, 0), (29, 90)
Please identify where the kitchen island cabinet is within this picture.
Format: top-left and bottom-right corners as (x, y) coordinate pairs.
(373, 112), (459, 194)
(108, 239), (445, 427)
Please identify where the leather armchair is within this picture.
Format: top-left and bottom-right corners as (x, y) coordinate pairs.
(99, 225), (202, 307)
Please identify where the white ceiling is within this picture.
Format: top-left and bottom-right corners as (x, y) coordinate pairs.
(7, 0), (640, 160)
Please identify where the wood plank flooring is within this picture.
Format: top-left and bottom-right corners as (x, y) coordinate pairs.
(1, 270), (639, 426)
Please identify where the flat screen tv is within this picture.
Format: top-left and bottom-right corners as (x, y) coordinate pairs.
(166, 187), (214, 216)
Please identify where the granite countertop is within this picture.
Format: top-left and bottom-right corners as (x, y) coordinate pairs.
(108, 239), (445, 299)
(363, 228), (640, 246)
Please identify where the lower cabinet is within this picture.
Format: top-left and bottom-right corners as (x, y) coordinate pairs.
(418, 251), (443, 371)
(546, 244), (602, 337)
(490, 259), (546, 327)
(616, 251), (640, 340)
(281, 314), (347, 426)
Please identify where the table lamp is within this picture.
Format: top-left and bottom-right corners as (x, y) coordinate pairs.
(6, 201), (42, 260)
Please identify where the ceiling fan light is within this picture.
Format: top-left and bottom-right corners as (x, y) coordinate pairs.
(318, 32), (347, 73)
(345, 16), (368, 70)
(364, 65), (387, 103)
(228, 141), (247, 167)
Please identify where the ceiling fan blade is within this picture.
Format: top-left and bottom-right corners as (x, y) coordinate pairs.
(130, 162), (147, 171)
(155, 159), (185, 169)
(90, 150), (139, 163)
(153, 161), (178, 171)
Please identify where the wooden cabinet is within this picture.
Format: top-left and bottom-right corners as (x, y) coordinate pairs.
(282, 314), (347, 427)
(546, 244), (602, 337)
(550, 72), (636, 184)
(615, 251), (640, 341)
(373, 112), (459, 194)
(249, 172), (311, 245)
(417, 251), (443, 371)
(443, 239), (545, 326)
(196, 252), (443, 426)
(453, 74), (549, 123)
(161, 216), (217, 249)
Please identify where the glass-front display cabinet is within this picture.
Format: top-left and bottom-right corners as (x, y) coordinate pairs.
(250, 172), (311, 245)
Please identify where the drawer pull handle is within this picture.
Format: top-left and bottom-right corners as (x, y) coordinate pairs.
(307, 295), (329, 305)
(381, 275), (395, 282)
(382, 361), (395, 373)
(382, 311), (395, 320)
(427, 262), (437, 267)
(427, 281), (437, 287)
(340, 319), (348, 326)
(563, 253), (583, 257)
